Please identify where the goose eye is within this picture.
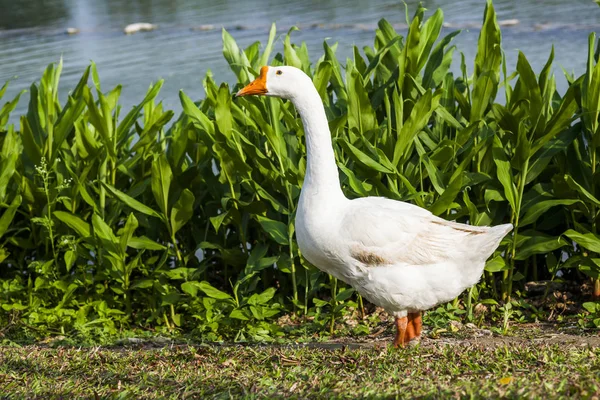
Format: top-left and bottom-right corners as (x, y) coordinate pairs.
(276, 70), (283, 75)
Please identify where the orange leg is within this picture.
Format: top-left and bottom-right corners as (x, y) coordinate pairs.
(393, 316), (407, 348)
(406, 312), (422, 343)
(413, 312), (422, 337)
(405, 315), (416, 341)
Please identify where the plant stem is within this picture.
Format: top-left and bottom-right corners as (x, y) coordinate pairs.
(99, 157), (107, 219)
(111, 159), (117, 186)
(486, 270), (498, 299)
(358, 294), (365, 320)
(506, 158), (530, 301)
(304, 268), (309, 315)
(592, 148), (600, 299)
(171, 234), (184, 265)
(466, 286), (474, 322)
(43, 176), (58, 266)
(288, 213), (298, 311)
(329, 275), (337, 335)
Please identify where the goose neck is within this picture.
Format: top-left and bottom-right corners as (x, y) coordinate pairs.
(291, 90), (344, 200)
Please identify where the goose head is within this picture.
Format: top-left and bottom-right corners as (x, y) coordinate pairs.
(236, 66), (312, 100)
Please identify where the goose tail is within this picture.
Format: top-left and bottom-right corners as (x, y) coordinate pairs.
(476, 223), (513, 262)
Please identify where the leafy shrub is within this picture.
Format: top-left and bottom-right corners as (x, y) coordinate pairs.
(1, 0), (599, 340)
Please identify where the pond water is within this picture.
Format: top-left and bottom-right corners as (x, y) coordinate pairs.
(1, 0), (599, 118)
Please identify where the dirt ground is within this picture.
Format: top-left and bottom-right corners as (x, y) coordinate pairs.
(268, 323), (600, 351)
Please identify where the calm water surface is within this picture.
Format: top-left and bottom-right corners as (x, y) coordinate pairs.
(1, 0), (599, 117)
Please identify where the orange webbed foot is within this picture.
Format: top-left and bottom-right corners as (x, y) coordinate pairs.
(393, 313), (422, 348)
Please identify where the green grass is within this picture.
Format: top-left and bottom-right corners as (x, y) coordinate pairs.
(2, 0), (600, 344)
(1, 328), (599, 399)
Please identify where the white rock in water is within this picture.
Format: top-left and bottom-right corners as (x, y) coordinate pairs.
(66, 27), (80, 35)
(191, 24), (215, 31)
(498, 19), (519, 27)
(124, 23), (157, 34)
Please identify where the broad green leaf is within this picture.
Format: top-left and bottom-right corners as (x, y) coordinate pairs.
(393, 91), (440, 165)
(313, 61), (332, 99)
(259, 23), (277, 67)
(54, 210), (90, 238)
(256, 215), (289, 245)
(130, 279), (154, 289)
(83, 86), (116, 159)
(516, 234), (567, 260)
(419, 151), (445, 195)
(520, 199), (580, 226)
(0, 89), (25, 128)
(323, 41), (347, 101)
(335, 288), (356, 302)
(102, 182), (162, 219)
(471, 0), (501, 123)
(229, 309), (249, 320)
(582, 32), (600, 139)
(117, 80), (164, 139)
(64, 250), (76, 272)
(429, 174), (463, 216)
(248, 287), (277, 305)
(564, 229), (600, 253)
(346, 63), (376, 134)
(0, 247), (9, 264)
(252, 182), (289, 214)
(527, 128), (577, 184)
(341, 140), (393, 174)
(583, 302), (600, 313)
(338, 164), (374, 197)
(492, 136), (517, 211)
(565, 175), (600, 206)
(21, 114), (42, 166)
(579, 260), (600, 279)
(423, 30), (459, 89)
(485, 255), (508, 272)
(531, 85), (577, 154)
(210, 211), (229, 233)
(222, 28), (250, 83)
(283, 27), (303, 69)
(171, 189), (195, 235)
(515, 51), (543, 134)
(179, 90), (215, 137)
(408, 8), (444, 75)
(0, 194), (21, 239)
(181, 281), (198, 297)
(128, 236), (166, 251)
(151, 153), (173, 218)
(242, 243), (278, 278)
(52, 95), (87, 159)
(215, 84), (233, 138)
(119, 213), (138, 253)
(197, 281), (234, 301)
(92, 214), (121, 257)
(0, 127), (19, 203)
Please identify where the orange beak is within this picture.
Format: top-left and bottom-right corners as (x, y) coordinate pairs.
(236, 66), (269, 97)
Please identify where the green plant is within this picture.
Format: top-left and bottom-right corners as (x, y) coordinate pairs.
(1, 0), (599, 342)
(581, 301), (600, 327)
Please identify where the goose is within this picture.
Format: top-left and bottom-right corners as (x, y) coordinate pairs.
(237, 66), (513, 347)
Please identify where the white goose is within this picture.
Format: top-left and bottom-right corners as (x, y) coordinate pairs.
(237, 66), (512, 347)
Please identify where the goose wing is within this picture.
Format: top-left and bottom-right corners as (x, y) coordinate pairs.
(342, 197), (489, 267)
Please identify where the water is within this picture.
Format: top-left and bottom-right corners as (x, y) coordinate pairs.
(1, 0), (599, 118)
